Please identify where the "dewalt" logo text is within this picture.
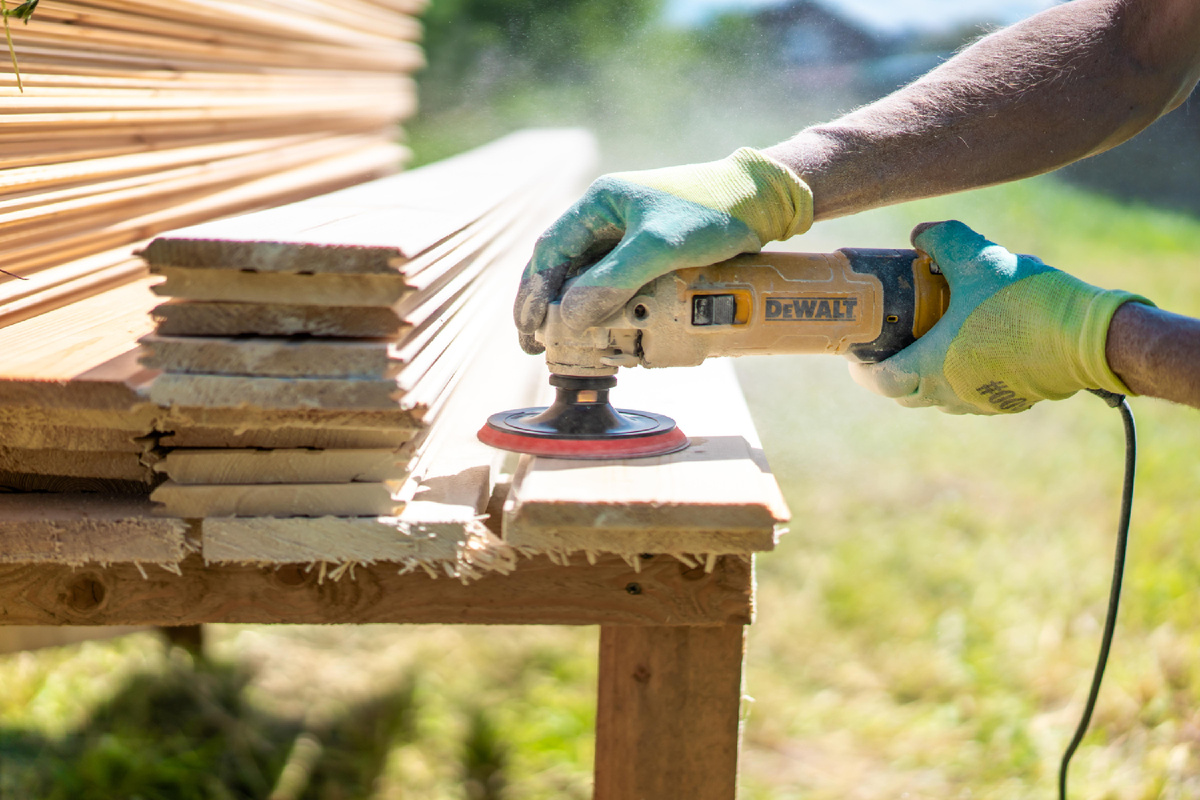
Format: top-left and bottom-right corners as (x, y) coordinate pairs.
(764, 297), (858, 322)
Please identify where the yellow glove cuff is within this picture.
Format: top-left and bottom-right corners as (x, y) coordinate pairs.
(727, 147), (814, 243)
(614, 147), (814, 246)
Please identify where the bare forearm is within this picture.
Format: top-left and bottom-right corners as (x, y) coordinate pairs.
(765, 0), (1200, 219)
(1107, 302), (1200, 408)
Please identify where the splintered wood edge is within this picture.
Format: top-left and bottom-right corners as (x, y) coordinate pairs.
(0, 552), (754, 627)
(0, 495), (196, 568)
(198, 515), (517, 584)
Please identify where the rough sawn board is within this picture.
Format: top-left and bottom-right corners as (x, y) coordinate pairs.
(503, 359), (790, 559)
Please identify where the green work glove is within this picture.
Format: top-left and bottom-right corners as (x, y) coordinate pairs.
(514, 147), (813, 354)
(849, 220), (1153, 414)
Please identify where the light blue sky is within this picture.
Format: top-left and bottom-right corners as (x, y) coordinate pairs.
(664, 0), (1060, 32)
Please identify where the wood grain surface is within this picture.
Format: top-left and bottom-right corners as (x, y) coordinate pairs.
(0, 553), (753, 627)
(594, 623), (747, 800)
(504, 360), (790, 556)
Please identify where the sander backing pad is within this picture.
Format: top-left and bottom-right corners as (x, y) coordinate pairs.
(476, 374), (689, 460)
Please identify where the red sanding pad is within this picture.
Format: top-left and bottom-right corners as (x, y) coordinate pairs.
(477, 406), (689, 460)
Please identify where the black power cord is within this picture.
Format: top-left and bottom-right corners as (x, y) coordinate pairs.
(1058, 388), (1137, 800)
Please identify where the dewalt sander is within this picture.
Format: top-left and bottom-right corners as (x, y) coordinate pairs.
(478, 247), (950, 459)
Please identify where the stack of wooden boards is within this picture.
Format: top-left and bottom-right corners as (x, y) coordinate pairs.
(0, 0), (422, 331)
(133, 130), (589, 520)
(0, 129), (597, 577)
(135, 130), (596, 522)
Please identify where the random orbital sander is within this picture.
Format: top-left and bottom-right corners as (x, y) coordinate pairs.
(478, 248), (950, 459)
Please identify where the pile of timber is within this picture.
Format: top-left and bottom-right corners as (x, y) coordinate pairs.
(0, 129), (596, 577)
(140, 130), (596, 521)
(0, 0), (422, 330)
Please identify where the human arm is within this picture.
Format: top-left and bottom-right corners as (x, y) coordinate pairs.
(764, 0), (1200, 219)
(1107, 303), (1200, 408)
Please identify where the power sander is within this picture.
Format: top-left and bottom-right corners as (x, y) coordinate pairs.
(478, 247), (950, 459)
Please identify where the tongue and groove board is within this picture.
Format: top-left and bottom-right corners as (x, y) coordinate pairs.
(150, 480), (406, 518)
(0, 0), (423, 325)
(154, 449), (405, 485)
(0, 495), (191, 566)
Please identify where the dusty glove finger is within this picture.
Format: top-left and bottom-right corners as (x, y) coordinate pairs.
(557, 238), (660, 331)
(557, 226), (719, 331)
(518, 330), (544, 356)
(558, 212), (759, 331)
(512, 188), (627, 336)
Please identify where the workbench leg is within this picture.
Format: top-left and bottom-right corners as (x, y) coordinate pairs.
(594, 623), (746, 800)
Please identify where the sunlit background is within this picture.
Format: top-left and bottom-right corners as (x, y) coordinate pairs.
(4, 1), (1200, 798)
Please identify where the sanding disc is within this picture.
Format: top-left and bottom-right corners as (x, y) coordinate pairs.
(477, 406), (689, 459)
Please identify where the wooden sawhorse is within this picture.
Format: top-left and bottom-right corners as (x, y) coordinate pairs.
(0, 549), (753, 799)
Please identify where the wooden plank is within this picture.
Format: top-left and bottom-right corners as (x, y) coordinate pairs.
(159, 404), (421, 432)
(0, 353), (154, 414)
(0, 495), (192, 565)
(0, 250), (145, 330)
(150, 268), (412, 306)
(150, 300), (411, 337)
(31, 3), (416, 53)
(0, 423), (149, 452)
(0, 279), (158, 381)
(503, 360), (790, 557)
(11, 18), (423, 74)
(155, 448), (405, 484)
(0, 135), (395, 279)
(159, 425), (416, 450)
(150, 480), (405, 518)
(200, 508), (497, 568)
(594, 624), (746, 800)
(139, 335), (403, 380)
(66, 0), (419, 45)
(0, 553), (754, 626)
(0, 473), (153, 494)
(0, 447), (155, 481)
(147, 372), (405, 411)
(139, 129), (599, 273)
(0, 134), (325, 197)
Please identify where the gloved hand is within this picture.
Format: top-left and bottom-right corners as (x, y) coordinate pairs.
(849, 220), (1153, 414)
(513, 147), (813, 354)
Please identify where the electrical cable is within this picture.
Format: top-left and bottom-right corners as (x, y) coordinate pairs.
(1058, 388), (1136, 800)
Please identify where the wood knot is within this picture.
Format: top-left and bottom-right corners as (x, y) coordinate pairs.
(272, 564), (309, 587)
(632, 664), (652, 684)
(63, 573), (106, 614)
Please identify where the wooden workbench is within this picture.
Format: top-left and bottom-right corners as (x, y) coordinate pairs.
(0, 358), (787, 800)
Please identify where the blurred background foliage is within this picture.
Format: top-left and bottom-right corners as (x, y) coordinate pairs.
(5, 1), (1200, 798)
